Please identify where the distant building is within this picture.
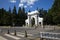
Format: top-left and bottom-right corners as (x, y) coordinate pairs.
(25, 10), (43, 28)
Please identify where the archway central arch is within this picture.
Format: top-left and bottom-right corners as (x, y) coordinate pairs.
(31, 18), (35, 27)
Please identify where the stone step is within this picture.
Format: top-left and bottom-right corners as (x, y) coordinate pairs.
(0, 32), (37, 40)
(10, 32), (33, 37)
(4, 34), (20, 40)
(0, 36), (8, 40)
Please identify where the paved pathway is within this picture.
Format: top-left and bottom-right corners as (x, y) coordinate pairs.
(0, 25), (60, 40)
(0, 32), (38, 40)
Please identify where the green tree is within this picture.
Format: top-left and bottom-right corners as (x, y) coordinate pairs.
(43, 10), (47, 25)
(17, 7), (22, 26)
(38, 8), (47, 25)
(8, 7), (12, 26)
(1, 8), (7, 25)
(12, 6), (17, 26)
(48, 0), (60, 25)
(17, 7), (27, 26)
(0, 9), (2, 25)
(0, 6), (27, 26)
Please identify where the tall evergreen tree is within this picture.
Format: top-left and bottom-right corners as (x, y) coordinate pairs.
(48, 0), (60, 24)
(17, 7), (27, 26)
(12, 6), (17, 26)
(0, 9), (2, 25)
(8, 7), (12, 26)
(21, 7), (27, 25)
(1, 8), (7, 25)
(17, 7), (22, 26)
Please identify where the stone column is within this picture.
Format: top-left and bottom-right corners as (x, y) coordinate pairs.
(41, 21), (43, 28)
(35, 15), (38, 26)
(37, 14), (38, 26)
(28, 15), (31, 27)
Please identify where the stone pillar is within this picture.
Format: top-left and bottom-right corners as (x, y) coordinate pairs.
(35, 15), (38, 26)
(28, 15), (31, 27)
(40, 18), (43, 28)
(41, 21), (43, 28)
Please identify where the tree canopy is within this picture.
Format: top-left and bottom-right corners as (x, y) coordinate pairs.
(48, 0), (60, 25)
(0, 6), (27, 26)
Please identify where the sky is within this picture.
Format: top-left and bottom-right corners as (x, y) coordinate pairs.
(0, 0), (54, 12)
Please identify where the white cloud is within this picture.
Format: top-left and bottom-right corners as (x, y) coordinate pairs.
(10, 0), (16, 3)
(20, 0), (38, 5)
(20, 0), (27, 3)
(19, 3), (24, 7)
(27, 0), (37, 5)
(19, 0), (38, 7)
(24, 6), (27, 8)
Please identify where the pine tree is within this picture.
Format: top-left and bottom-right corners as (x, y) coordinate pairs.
(8, 7), (12, 26)
(48, 0), (60, 24)
(12, 6), (17, 26)
(17, 7), (22, 26)
(17, 7), (27, 26)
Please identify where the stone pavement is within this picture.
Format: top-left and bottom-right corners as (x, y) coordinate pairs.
(0, 32), (40, 40)
(0, 25), (60, 40)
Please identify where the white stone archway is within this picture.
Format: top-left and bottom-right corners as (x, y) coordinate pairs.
(25, 10), (43, 28)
